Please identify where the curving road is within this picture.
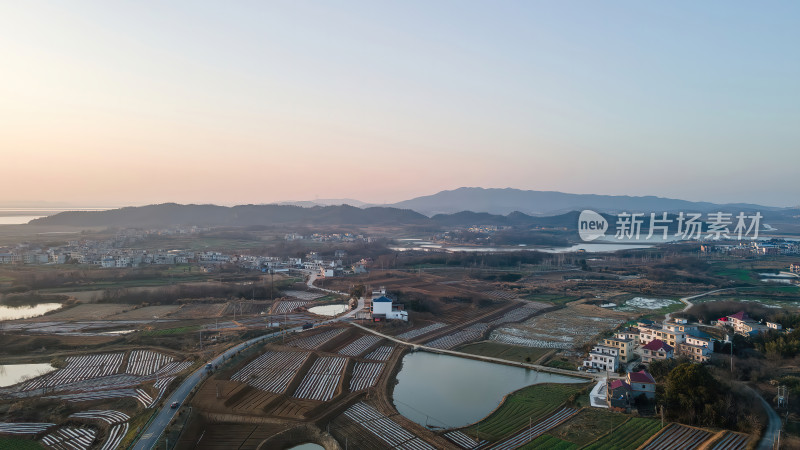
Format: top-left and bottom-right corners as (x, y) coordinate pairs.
(133, 285), (363, 449)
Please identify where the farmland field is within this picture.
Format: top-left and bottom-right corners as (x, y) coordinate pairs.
(465, 383), (588, 442)
(548, 407), (629, 446)
(582, 417), (662, 450)
(106, 305), (181, 320)
(490, 305), (627, 349)
(457, 341), (551, 364)
(0, 437), (43, 449)
(519, 433), (578, 450)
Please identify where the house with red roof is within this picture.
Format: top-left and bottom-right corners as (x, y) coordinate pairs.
(627, 369), (656, 399)
(723, 311), (768, 336)
(641, 339), (673, 363)
(606, 379), (631, 410)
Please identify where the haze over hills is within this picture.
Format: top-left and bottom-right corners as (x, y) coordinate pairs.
(385, 187), (780, 216)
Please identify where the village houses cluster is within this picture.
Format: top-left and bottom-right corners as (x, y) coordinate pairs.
(583, 310), (790, 409)
(0, 228), (369, 277)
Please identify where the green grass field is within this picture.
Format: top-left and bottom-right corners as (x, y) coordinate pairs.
(0, 437), (43, 450)
(519, 434), (578, 450)
(466, 383), (589, 442)
(713, 267), (757, 283)
(549, 408), (630, 446)
(458, 341), (552, 364)
(582, 417), (662, 450)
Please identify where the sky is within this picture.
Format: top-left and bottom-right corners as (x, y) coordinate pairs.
(1, 1), (798, 207)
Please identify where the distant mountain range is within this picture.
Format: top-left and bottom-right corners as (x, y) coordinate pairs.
(386, 187), (780, 216)
(28, 188), (795, 229)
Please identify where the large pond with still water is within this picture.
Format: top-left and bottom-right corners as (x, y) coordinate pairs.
(393, 352), (585, 429)
(0, 363), (56, 387)
(0, 303), (61, 320)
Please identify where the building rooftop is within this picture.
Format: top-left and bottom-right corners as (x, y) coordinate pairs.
(608, 379), (631, 391)
(628, 370), (656, 384)
(642, 339), (673, 352)
(373, 296), (392, 303)
(728, 311), (751, 321)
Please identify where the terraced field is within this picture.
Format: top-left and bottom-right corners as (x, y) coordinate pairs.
(364, 345), (394, 361)
(396, 323), (446, 340)
(711, 431), (751, 450)
(641, 423), (712, 450)
(0, 422), (55, 434)
(425, 323), (489, 350)
(338, 335), (382, 356)
(444, 430), (486, 449)
(488, 302), (551, 326)
(293, 356), (347, 401)
(342, 402), (434, 449)
(286, 328), (346, 349)
(272, 300), (309, 314)
(349, 362), (384, 391)
(466, 383), (588, 442)
(24, 353), (124, 390)
(231, 351), (309, 393)
(46, 388), (154, 407)
(41, 426), (97, 450)
(582, 417), (662, 450)
(489, 407), (578, 450)
(519, 434), (577, 450)
(125, 350), (174, 376)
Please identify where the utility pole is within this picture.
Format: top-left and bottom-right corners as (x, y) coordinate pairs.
(528, 416), (532, 442)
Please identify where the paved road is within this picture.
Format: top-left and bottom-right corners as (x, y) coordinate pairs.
(745, 384), (781, 450)
(133, 287), (364, 449)
(665, 288), (735, 322)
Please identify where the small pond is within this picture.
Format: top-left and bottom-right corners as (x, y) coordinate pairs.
(0, 303), (61, 320)
(0, 363), (56, 387)
(308, 304), (348, 316)
(392, 351), (585, 429)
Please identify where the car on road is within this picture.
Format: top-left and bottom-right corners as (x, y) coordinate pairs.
(587, 368), (599, 373)
(170, 401), (180, 409)
(302, 322), (314, 330)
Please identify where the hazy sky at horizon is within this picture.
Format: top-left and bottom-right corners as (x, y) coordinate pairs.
(1, 1), (798, 207)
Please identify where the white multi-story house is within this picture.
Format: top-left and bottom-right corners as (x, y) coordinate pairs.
(678, 331), (714, 363)
(583, 344), (619, 372)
